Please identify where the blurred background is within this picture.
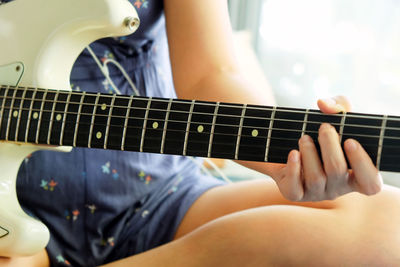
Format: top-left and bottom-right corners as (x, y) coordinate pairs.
(220, 0), (400, 185)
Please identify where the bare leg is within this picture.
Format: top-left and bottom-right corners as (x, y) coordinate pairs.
(105, 179), (400, 266)
(7, 179), (400, 266)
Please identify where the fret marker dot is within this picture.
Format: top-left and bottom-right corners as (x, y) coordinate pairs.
(33, 112), (39, 119)
(56, 114), (62, 121)
(13, 110), (18, 117)
(96, 132), (102, 139)
(197, 125), (204, 133)
(101, 103), (107, 110)
(152, 122), (159, 129)
(252, 129), (259, 137)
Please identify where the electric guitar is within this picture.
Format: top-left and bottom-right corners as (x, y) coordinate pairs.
(1, 0), (399, 257)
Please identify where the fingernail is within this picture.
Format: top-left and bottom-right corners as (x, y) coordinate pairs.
(322, 98), (336, 106)
(345, 139), (358, 152)
(322, 98), (345, 112)
(289, 151), (299, 163)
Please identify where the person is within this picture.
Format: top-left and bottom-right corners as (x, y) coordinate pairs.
(2, 0), (400, 266)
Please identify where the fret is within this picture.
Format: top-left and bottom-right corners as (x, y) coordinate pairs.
(380, 115), (400, 172)
(107, 95), (130, 150)
(139, 97), (152, 153)
(5, 87), (18, 141)
(207, 102), (220, 158)
(89, 94), (114, 149)
(59, 92), (72, 145)
(164, 99), (191, 155)
(87, 93), (101, 148)
(37, 90), (58, 144)
(104, 94), (116, 149)
(305, 111), (342, 159)
(339, 112), (346, 144)
(301, 109), (309, 137)
(142, 98), (168, 153)
(376, 115), (387, 170)
(268, 107), (305, 163)
(234, 104), (247, 160)
(121, 95), (133, 151)
(72, 91), (86, 147)
(0, 86), (9, 139)
(26, 89), (45, 143)
(35, 90), (48, 144)
(211, 102), (242, 159)
(15, 87), (28, 142)
(124, 97), (149, 151)
(186, 100), (215, 157)
(76, 92), (98, 147)
(182, 100), (195, 156)
(264, 106), (276, 162)
(25, 88), (38, 142)
(160, 98), (173, 154)
(46, 90), (60, 145)
(47, 91), (67, 145)
(235, 105), (271, 161)
(342, 112), (382, 165)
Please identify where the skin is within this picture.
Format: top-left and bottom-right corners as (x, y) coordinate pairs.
(1, 0), (398, 266)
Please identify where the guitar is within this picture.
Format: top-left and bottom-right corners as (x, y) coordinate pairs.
(1, 0), (399, 257)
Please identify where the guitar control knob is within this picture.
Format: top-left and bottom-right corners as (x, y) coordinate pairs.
(124, 17), (140, 32)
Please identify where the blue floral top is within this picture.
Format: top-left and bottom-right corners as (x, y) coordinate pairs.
(11, 1), (224, 266)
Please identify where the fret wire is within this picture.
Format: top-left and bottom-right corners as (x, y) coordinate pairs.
(301, 109), (309, 137)
(121, 95), (133, 151)
(339, 112), (346, 144)
(88, 93), (101, 148)
(59, 92), (72, 146)
(43, 125), (397, 152)
(207, 102), (220, 158)
(3, 104), (393, 131)
(0, 90), (394, 122)
(234, 104), (247, 160)
(0, 86), (9, 133)
(265, 106), (276, 162)
(15, 87), (27, 142)
(104, 94), (116, 149)
(139, 97), (152, 153)
(3, 111), (399, 142)
(5, 87), (18, 141)
(376, 115), (387, 170)
(35, 90), (48, 144)
(160, 98), (173, 154)
(47, 90), (60, 145)
(25, 88), (37, 142)
(183, 100), (195, 156)
(2, 93), (400, 130)
(73, 91), (86, 147)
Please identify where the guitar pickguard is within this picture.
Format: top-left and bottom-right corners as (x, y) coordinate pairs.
(0, 62), (24, 86)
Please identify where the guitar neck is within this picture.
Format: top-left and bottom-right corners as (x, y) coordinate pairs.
(1, 85), (399, 172)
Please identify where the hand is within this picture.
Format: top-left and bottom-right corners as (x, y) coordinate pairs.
(272, 96), (383, 202)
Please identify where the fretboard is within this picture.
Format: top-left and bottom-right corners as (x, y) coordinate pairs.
(1, 85), (399, 172)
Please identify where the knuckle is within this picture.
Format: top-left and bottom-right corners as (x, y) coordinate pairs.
(306, 175), (326, 192)
(364, 181), (382, 196)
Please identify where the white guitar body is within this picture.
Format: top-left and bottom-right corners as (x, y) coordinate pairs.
(0, 0), (139, 256)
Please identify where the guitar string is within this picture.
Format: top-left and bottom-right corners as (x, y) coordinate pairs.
(2, 113), (400, 153)
(0, 108), (400, 142)
(0, 99), (399, 135)
(12, 126), (400, 161)
(0, 106), (399, 144)
(0, 93), (394, 128)
(0, 86), (397, 121)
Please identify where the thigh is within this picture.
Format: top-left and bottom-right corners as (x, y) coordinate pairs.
(108, 185), (400, 266)
(174, 178), (337, 239)
(174, 178), (400, 241)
